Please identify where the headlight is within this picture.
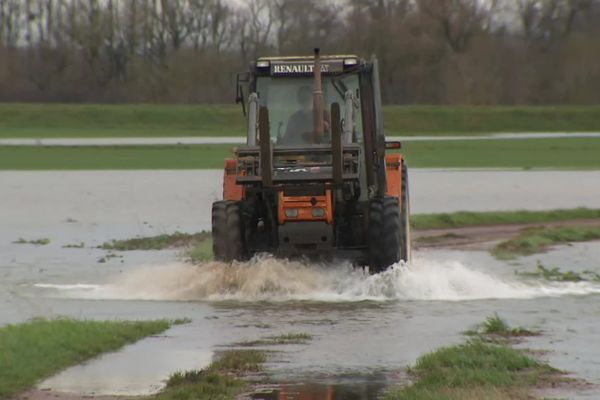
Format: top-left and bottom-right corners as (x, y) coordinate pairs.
(312, 208), (326, 217)
(344, 58), (358, 66)
(285, 209), (299, 218)
(256, 60), (270, 68)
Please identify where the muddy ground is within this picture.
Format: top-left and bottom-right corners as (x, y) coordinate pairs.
(413, 218), (600, 251)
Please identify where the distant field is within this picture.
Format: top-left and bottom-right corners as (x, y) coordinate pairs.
(2, 103), (600, 138)
(1, 137), (599, 170)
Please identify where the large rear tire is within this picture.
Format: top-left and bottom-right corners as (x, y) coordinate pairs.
(367, 197), (401, 273)
(400, 163), (411, 262)
(212, 200), (246, 262)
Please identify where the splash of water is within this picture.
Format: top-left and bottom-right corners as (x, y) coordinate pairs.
(35, 255), (600, 302)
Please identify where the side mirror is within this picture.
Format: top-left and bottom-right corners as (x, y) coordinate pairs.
(235, 72), (250, 116)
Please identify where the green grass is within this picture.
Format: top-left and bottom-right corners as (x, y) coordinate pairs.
(384, 339), (558, 400)
(0, 318), (179, 398)
(385, 315), (564, 399)
(156, 350), (267, 400)
(493, 225), (600, 259)
(207, 350), (267, 373)
(397, 137), (600, 169)
(2, 137), (600, 169)
(186, 238), (214, 263)
(101, 231), (211, 251)
(234, 332), (313, 347)
(517, 261), (600, 282)
(412, 208), (600, 230)
(384, 105), (600, 136)
(465, 314), (539, 338)
(414, 232), (466, 245)
(63, 242), (85, 248)
(3, 104), (600, 138)
(12, 238), (50, 245)
(0, 104), (245, 138)
(99, 231), (214, 262)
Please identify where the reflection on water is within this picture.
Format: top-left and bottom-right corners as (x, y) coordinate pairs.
(251, 379), (391, 400)
(247, 370), (403, 400)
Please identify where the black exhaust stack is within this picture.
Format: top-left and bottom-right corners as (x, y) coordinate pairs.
(258, 106), (273, 187)
(313, 48), (325, 144)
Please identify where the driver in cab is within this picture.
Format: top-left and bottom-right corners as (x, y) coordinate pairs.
(280, 86), (330, 145)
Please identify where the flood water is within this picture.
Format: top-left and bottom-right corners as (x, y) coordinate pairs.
(2, 170), (600, 399)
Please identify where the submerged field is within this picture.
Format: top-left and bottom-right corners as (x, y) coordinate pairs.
(2, 168), (600, 399)
(1, 137), (599, 170)
(2, 103), (599, 399)
(2, 104), (600, 138)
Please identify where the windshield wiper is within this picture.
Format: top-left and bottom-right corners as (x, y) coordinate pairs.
(331, 77), (348, 100)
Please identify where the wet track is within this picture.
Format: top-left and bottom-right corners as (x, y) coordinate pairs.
(2, 170), (600, 399)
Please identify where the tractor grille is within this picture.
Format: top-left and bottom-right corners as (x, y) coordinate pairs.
(283, 185), (326, 197)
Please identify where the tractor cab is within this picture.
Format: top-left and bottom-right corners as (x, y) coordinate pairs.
(213, 50), (410, 272)
(250, 56), (363, 146)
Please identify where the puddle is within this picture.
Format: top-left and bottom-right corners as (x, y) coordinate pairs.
(249, 374), (395, 400)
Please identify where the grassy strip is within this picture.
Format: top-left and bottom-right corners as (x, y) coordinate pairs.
(397, 137), (600, 169)
(517, 261), (600, 282)
(464, 314), (539, 339)
(0, 318), (180, 398)
(493, 225), (600, 259)
(3, 104), (600, 138)
(385, 340), (557, 400)
(63, 242), (85, 248)
(98, 231), (213, 263)
(12, 238), (50, 245)
(186, 238), (213, 263)
(386, 315), (558, 400)
(101, 231), (211, 251)
(156, 350), (267, 400)
(384, 105), (600, 136)
(412, 208), (600, 230)
(0, 104), (245, 138)
(2, 137), (600, 170)
(414, 232), (466, 245)
(234, 332), (313, 347)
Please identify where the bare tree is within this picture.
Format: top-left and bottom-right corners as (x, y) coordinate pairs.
(516, 0), (594, 39)
(241, 0), (273, 59)
(417, 0), (497, 53)
(1, 0), (600, 104)
(0, 0), (23, 47)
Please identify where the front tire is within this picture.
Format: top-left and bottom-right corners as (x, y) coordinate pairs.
(367, 197), (401, 273)
(212, 200), (246, 262)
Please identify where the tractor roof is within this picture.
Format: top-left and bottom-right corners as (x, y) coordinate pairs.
(256, 54), (360, 62)
(252, 55), (365, 76)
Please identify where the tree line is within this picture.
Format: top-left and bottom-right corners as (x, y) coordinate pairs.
(1, 0), (599, 104)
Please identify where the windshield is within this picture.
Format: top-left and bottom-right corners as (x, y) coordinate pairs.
(255, 74), (362, 146)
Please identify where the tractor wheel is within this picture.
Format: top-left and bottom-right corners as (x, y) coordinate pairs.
(400, 163), (411, 262)
(211, 200), (246, 262)
(367, 197), (401, 273)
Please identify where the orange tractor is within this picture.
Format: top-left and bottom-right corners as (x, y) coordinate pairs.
(212, 49), (410, 272)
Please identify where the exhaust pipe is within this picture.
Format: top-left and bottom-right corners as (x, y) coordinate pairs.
(247, 92), (259, 146)
(313, 48), (324, 143)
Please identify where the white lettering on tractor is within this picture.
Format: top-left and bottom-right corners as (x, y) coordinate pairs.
(272, 64), (330, 75)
